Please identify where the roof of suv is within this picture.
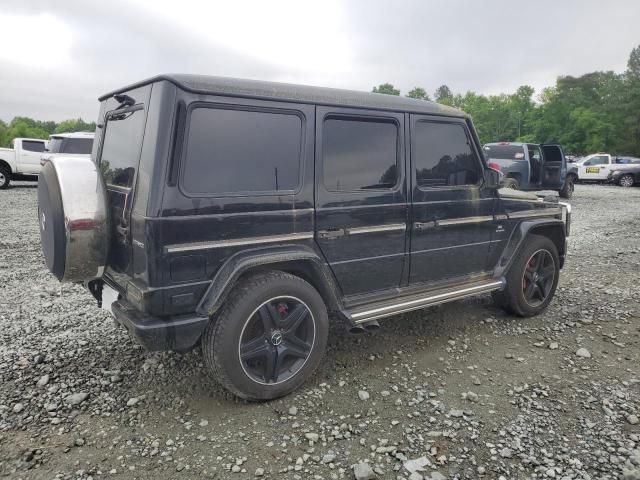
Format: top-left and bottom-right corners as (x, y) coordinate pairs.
(99, 74), (467, 119)
(50, 132), (95, 139)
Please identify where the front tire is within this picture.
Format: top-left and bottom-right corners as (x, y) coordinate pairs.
(202, 271), (329, 401)
(497, 234), (560, 317)
(503, 177), (519, 189)
(619, 174), (635, 188)
(559, 175), (575, 199)
(0, 166), (10, 189)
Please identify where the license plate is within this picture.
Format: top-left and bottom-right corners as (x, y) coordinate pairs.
(101, 285), (119, 315)
(585, 167), (600, 173)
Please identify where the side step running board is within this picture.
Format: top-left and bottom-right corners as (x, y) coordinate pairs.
(350, 280), (504, 324)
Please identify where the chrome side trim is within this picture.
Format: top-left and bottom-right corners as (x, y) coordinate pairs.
(346, 223), (406, 235)
(352, 280), (504, 323)
(437, 215), (494, 226)
(508, 208), (562, 219)
(165, 232), (314, 253)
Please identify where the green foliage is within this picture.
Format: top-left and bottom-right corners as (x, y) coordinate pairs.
(406, 87), (430, 101)
(434, 85), (454, 104)
(0, 117), (95, 148)
(373, 44), (640, 155)
(54, 118), (96, 134)
(372, 83), (400, 95)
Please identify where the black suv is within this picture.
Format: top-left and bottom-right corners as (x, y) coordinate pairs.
(38, 75), (571, 400)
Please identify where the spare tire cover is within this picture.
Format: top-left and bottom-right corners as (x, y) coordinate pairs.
(38, 157), (110, 282)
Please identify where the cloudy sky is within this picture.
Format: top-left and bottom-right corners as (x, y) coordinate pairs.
(1, 0), (639, 122)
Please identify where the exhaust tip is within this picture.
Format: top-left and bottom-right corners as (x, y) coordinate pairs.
(363, 320), (380, 332)
(349, 325), (366, 335)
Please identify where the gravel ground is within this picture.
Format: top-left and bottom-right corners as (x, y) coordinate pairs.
(1, 183), (639, 480)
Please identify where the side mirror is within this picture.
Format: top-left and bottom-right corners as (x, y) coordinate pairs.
(484, 167), (502, 189)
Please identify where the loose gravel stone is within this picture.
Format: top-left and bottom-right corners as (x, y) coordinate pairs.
(576, 347), (591, 358)
(353, 462), (376, 480)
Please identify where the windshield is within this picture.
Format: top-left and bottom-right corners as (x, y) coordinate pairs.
(48, 137), (94, 154)
(99, 107), (146, 188)
(483, 144), (525, 160)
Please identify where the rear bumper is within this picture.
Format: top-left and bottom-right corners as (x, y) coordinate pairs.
(111, 299), (208, 352)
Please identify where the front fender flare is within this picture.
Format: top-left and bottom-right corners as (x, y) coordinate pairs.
(494, 218), (567, 278)
(195, 244), (344, 319)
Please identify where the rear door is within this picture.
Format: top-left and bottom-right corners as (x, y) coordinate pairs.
(97, 86), (151, 277)
(540, 144), (566, 189)
(315, 107), (408, 297)
(18, 139), (46, 173)
(408, 116), (494, 285)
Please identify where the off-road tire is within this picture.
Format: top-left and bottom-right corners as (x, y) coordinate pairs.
(497, 234), (560, 317)
(503, 177), (519, 189)
(0, 165), (11, 189)
(202, 271), (329, 401)
(559, 174), (575, 199)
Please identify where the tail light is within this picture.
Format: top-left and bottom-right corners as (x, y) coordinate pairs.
(488, 162), (501, 171)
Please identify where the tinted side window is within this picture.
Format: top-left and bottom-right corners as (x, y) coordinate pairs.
(182, 107), (302, 195)
(64, 138), (93, 154)
(22, 140), (45, 153)
(323, 117), (398, 191)
(414, 121), (480, 188)
(584, 155), (608, 166)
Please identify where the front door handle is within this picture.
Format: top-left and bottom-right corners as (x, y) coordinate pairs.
(317, 228), (345, 239)
(414, 221), (436, 230)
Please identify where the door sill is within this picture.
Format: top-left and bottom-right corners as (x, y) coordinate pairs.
(343, 272), (493, 309)
(347, 278), (504, 324)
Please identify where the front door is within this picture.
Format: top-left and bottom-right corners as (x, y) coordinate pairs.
(579, 154), (611, 180)
(540, 144), (566, 189)
(19, 139), (47, 173)
(314, 107), (408, 297)
(408, 116), (494, 285)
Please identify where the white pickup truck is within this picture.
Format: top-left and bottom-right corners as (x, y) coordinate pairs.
(575, 153), (633, 182)
(0, 138), (48, 189)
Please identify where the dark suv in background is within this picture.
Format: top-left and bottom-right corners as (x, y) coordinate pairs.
(38, 75), (571, 400)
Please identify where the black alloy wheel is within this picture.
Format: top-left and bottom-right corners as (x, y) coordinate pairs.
(493, 234), (560, 317)
(239, 296), (315, 385)
(202, 271), (329, 400)
(521, 249), (556, 307)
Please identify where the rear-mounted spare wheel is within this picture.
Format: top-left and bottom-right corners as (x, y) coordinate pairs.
(38, 157), (110, 282)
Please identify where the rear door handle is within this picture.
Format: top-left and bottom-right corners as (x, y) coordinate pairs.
(414, 221), (436, 230)
(317, 228), (345, 239)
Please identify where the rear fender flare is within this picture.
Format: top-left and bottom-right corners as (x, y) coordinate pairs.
(494, 219), (566, 278)
(195, 244), (345, 320)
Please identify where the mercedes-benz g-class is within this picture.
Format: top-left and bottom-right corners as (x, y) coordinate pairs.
(38, 75), (571, 400)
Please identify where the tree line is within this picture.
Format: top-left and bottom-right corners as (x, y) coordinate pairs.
(373, 44), (640, 156)
(2, 44), (638, 156)
(0, 118), (96, 148)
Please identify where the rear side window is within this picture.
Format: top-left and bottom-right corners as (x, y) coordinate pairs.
(100, 107), (146, 188)
(181, 107), (302, 196)
(22, 140), (45, 152)
(414, 121), (481, 188)
(64, 138), (93, 154)
(483, 144), (525, 160)
(323, 116), (398, 191)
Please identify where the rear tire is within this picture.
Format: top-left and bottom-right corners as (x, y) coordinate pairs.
(503, 177), (519, 189)
(559, 175), (575, 199)
(497, 234), (560, 317)
(619, 174), (635, 188)
(0, 166), (10, 189)
(202, 271), (329, 401)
